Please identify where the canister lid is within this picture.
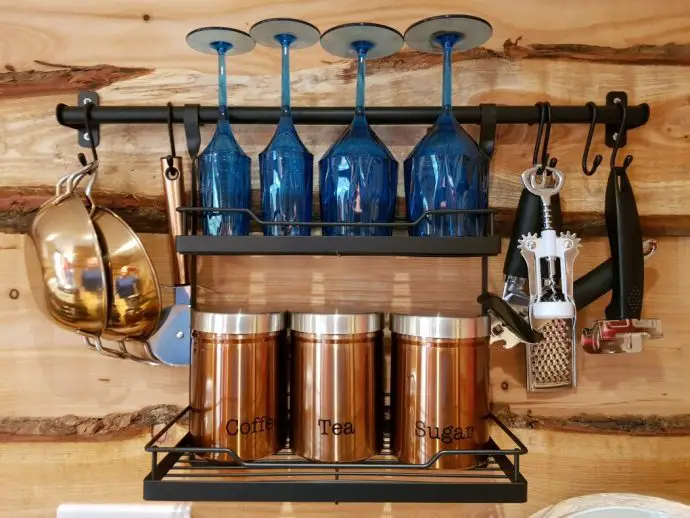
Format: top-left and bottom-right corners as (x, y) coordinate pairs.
(390, 314), (489, 340)
(290, 312), (384, 335)
(192, 310), (286, 335)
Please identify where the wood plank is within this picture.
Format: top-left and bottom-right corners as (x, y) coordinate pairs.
(0, 61), (151, 100)
(1, 427), (689, 517)
(6, 186), (690, 237)
(2, 0), (690, 73)
(4, 231), (690, 425)
(3, 60), (690, 226)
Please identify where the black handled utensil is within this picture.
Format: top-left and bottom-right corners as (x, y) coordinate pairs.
(581, 165), (662, 353)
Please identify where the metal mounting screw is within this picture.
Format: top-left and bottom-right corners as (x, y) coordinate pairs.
(527, 241), (536, 250)
(176, 331), (185, 339)
(563, 240), (572, 250)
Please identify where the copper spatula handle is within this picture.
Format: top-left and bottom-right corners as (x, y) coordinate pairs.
(160, 156), (188, 286)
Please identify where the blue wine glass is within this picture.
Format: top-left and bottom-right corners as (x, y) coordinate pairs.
(186, 27), (255, 236)
(403, 15), (493, 237)
(250, 18), (320, 237)
(319, 23), (403, 237)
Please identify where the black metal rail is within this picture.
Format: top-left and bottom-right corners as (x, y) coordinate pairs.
(143, 407), (528, 503)
(56, 102), (648, 127)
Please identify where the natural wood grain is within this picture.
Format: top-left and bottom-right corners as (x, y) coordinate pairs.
(3, 60), (690, 226)
(3, 231), (689, 424)
(2, 428), (689, 518)
(0, 405), (181, 442)
(3, 0), (690, 73)
(8, 185), (690, 237)
(3, 1), (690, 515)
(0, 186), (600, 238)
(0, 61), (152, 99)
(495, 405), (690, 436)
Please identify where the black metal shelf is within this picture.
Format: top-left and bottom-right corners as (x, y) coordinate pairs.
(177, 207), (500, 257)
(176, 235), (501, 257)
(143, 407), (528, 504)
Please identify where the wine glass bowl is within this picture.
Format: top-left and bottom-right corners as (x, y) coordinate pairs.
(186, 27), (255, 236)
(319, 23), (403, 237)
(250, 18), (320, 237)
(403, 15), (493, 237)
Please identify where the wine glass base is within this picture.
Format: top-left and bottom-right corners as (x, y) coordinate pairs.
(250, 18), (321, 49)
(186, 27), (255, 56)
(321, 22), (403, 59)
(404, 14), (493, 53)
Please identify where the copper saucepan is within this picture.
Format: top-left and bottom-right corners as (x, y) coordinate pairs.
(71, 162), (164, 363)
(24, 163), (109, 339)
(90, 204), (163, 363)
(25, 161), (163, 362)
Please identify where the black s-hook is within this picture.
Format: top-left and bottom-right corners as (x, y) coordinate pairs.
(78, 102), (99, 166)
(582, 102), (603, 176)
(532, 102), (558, 173)
(610, 97), (633, 173)
(165, 102), (180, 181)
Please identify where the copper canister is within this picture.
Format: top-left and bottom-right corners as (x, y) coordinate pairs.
(390, 314), (490, 469)
(290, 312), (384, 463)
(190, 310), (287, 463)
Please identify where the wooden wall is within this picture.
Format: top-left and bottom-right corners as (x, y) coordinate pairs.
(2, 1), (690, 516)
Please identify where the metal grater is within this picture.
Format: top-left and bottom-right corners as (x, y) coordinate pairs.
(526, 318), (576, 390)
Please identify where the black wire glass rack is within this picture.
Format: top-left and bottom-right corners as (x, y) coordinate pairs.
(144, 406), (528, 503)
(175, 208), (501, 257)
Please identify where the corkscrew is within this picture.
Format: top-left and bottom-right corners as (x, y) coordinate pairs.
(518, 166), (581, 327)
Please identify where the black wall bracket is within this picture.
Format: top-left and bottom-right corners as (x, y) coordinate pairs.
(75, 91), (100, 148)
(606, 91), (630, 149)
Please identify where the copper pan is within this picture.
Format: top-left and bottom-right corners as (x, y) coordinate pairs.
(90, 205), (163, 363)
(23, 163), (112, 341)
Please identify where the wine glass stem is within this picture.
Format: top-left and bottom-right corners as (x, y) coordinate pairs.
(278, 34), (296, 116)
(356, 50), (366, 115)
(442, 40), (453, 112)
(211, 41), (232, 122)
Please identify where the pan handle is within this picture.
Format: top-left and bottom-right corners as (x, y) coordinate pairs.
(160, 156), (188, 286)
(81, 334), (129, 360)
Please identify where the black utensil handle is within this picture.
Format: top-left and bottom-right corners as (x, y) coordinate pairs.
(605, 167), (644, 320)
(477, 292), (544, 344)
(504, 188), (542, 278)
(574, 258), (613, 309)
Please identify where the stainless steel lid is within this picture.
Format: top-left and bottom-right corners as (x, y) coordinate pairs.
(290, 312), (384, 335)
(390, 314), (489, 340)
(192, 310), (286, 335)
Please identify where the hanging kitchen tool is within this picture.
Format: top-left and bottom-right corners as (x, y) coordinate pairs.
(499, 103), (578, 389)
(581, 99), (662, 353)
(139, 103), (193, 366)
(519, 163), (580, 324)
(574, 239), (657, 309)
(67, 107), (164, 363)
(24, 160), (108, 338)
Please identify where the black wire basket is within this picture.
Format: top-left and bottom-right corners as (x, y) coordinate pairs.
(143, 406), (527, 503)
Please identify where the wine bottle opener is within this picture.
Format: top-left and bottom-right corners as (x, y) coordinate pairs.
(501, 176), (578, 390)
(518, 166), (580, 326)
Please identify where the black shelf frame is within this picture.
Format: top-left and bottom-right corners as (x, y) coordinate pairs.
(177, 234), (501, 257)
(52, 90), (651, 505)
(176, 207), (501, 257)
(144, 407), (528, 503)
